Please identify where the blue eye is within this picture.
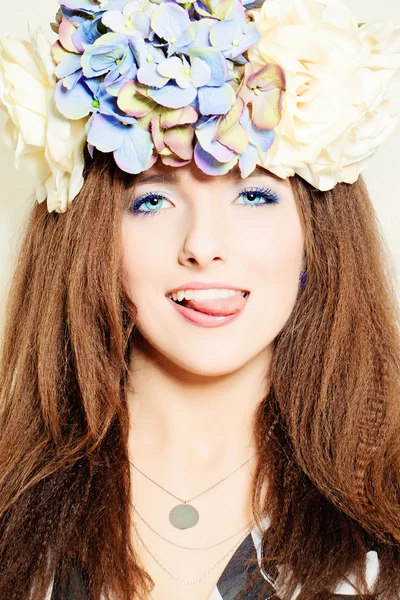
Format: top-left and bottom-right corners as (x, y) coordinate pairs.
(128, 186), (279, 217)
(128, 192), (171, 218)
(236, 187), (280, 207)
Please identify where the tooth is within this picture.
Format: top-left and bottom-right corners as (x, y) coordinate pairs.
(177, 290), (185, 302)
(184, 290), (194, 300)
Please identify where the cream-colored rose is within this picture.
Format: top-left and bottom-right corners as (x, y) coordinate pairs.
(0, 22), (87, 213)
(249, 0), (400, 191)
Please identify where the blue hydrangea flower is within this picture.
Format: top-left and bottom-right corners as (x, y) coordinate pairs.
(71, 15), (104, 52)
(51, 0), (283, 182)
(188, 48), (235, 116)
(151, 2), (191, 56)
(79, 32), (138, 94)
(55, 77), (132, 121)
(102, 0), (157, 38)
(171, 19), (214, 54)
(86, 112), (155, 174)
(210, 10), (261, 59)
(132, 35), (170, 88)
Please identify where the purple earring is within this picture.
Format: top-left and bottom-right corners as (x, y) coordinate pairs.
(299, 271), (307, 286)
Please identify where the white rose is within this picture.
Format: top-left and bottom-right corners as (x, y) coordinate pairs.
(249, 0), (400, 190)
(0, 22), (87, 213)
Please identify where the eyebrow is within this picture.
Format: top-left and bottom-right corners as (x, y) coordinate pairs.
(133, 171), (179, 185)
(132, 165), (285, 186)
(224, 165), (285, 183)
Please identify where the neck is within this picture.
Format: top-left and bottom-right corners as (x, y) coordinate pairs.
(126, 338), (272, 470)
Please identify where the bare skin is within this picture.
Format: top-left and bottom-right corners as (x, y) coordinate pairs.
(121, 161), (304, 599)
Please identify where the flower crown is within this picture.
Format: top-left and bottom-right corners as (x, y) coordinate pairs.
(1, 0), (400, 213)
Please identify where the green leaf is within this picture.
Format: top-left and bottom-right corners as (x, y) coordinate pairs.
(358, 22), (365, 28)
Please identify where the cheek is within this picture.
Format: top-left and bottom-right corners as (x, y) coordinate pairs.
(122, 217), (162, 302)
(121, 217), (171, 301)
(241, 215), (304, 328)
(242, 210), (303, 273)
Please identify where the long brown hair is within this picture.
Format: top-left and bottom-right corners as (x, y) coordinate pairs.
(0, 152), (399, 600)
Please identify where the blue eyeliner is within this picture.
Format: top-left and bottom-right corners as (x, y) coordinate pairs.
(129, 187), (280, 217)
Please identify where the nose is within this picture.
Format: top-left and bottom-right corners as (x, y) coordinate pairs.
(178, 199), (230, 267)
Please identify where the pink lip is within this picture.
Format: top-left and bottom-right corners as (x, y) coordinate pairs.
(166, 281), (250, 295)
(166, 296), (247, 328)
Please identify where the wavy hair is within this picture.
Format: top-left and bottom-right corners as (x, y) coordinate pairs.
(0, 152), (400, 600)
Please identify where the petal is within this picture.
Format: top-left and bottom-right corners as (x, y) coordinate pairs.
(238, 144), (258, 178)
(137, 61), (169, 88)
(189, 47), (227, 87)
(198, 83), (235, 116)
(157, 56), (184, 80)
(245, 121), (276, 152)
(196, 117), (236, 162)
(151, 3), (190, 43)
(55, 53), (82, 79)
(106, 62), (138, 96)
(209, 19), (240, 52)
(160, 155), (191, 167)
(14, 109), (47, 148)
(248, 63), (286, 93)
(87, 112), (125, 152)
(194, 142), (239, 175)
(148, 82), (197, 109)
(211, 21), (260, 59)
(174, 19), (213, 53)
(160, 105), (198, 128)
(190, 57), (211, 88)
(130, 12), (151, 38)
(0, 35), (43, 82)
(118, 80), (156, 116)
(59, 17), (80, 54)
(164, 125), (194, 160)
(217, 121), (248, 154)
(252, 88), (283, 129)
(237, 23), (261, 52)
(215, 97), (245, 137)
(72, 18), (103, 52)
(52, 40), (70, 65)
(54, 79), (93, 119)
(150, 116), (165, 152)
(213, 0), (243, 21)
(113, 124), (154, 174)
(63, 69), (83, 90)
(97, 86), (137, 122)
(101, 11), (126, 34)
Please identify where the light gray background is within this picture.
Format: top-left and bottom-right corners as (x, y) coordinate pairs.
(1, 0), (400, 332)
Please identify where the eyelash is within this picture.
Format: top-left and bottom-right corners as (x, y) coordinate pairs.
(128, 187), (280, 217)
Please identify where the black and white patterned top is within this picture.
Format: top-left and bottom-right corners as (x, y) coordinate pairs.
(48, 514), (380, 600)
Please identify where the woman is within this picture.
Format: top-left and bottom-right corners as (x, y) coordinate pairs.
(0, 1), (400, 599)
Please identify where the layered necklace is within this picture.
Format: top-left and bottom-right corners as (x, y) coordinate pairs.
(129, 419), (277, 598)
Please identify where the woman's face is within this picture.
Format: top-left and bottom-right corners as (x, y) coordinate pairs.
(121, 161), (304, 377)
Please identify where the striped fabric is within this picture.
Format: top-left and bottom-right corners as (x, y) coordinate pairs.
(49, 516), (380, 599)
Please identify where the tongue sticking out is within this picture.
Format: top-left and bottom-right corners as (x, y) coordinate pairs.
(180, 294), (247, 316)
